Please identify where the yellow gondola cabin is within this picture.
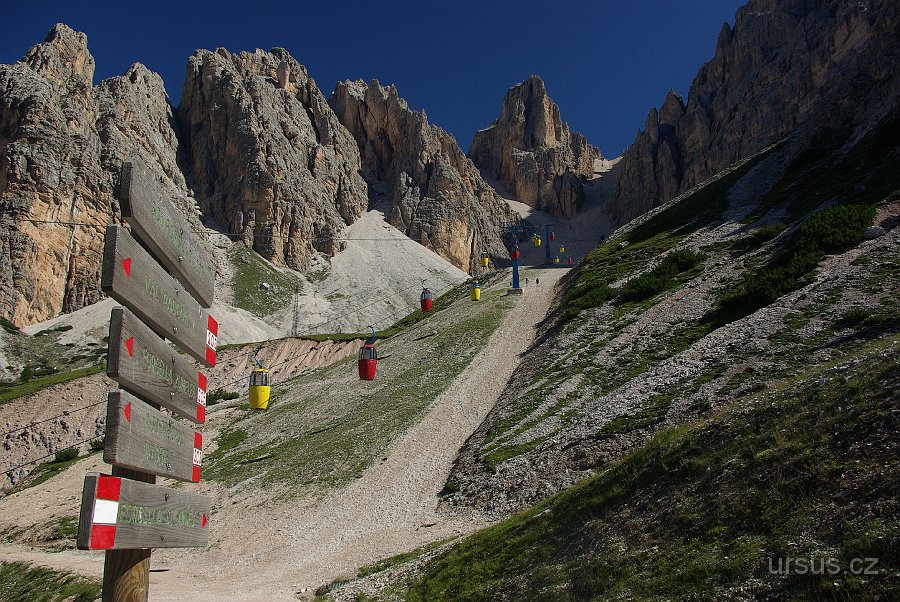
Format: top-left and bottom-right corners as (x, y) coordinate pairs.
(249, 368), (270, 410)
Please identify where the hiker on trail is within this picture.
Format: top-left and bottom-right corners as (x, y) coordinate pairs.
(535, 277), (540, 285)
(525, 277), (529, 286)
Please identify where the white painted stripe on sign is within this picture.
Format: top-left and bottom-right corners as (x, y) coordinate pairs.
(92, 499), (120, 525)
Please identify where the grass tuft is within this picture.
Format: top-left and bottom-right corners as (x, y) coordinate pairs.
(0, 561), (100, 602)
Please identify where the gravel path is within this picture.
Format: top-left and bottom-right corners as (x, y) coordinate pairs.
(277, 269), (565, 596)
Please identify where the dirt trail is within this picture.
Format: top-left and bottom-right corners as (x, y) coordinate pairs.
(150, 268), (566, 600)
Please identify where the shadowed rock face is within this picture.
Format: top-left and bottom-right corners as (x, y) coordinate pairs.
(468, 75), (601, 218)
(0, 24), (190, 327)
(178, 47), (369, 269)
(330, 79), (514, 273)
(612, 0), (900, 225)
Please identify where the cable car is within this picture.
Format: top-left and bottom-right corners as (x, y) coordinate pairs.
(534, 236), (542, 247)
(553, 256), (560, 264)
(420, 284), (433, 312)
(480, 253), (489, 268)
(550, 231), (556, 242)
(249, 351), (270, 410)
(358, 326), (378, 380)
(567, 257), (573, 264)
(511, 246), (520, 260)
(559, 245), (565, 253)
(470, 280), (481, 301)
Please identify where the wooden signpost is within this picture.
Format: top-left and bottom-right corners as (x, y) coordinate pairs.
(117, 157), (216, 308)
(104, 390), (203, 483)
(101, 225), (218, 367)
(77, 473), (210, 550)
(107, 307), (208, 423)
(79, 160), (218, 601)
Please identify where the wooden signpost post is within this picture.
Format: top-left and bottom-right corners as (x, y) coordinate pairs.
(78, 160), (218, 601)
(102, 225), (218, 367)
(104, 390), (203, 483)
(107, 307), (208, 423)
(117, 157), (216, 308)
(77, 473), (210, 550)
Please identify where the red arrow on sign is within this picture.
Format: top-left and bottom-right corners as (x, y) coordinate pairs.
(123, 402), (132, 423)
(121, 257), (132, 277)
(201, 513), (207, 528)
(125, 337), (134, 358)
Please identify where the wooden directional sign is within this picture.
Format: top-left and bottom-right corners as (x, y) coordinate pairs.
(107, 307), (208, 423)
(117, 158), (216, 308)
(77, 473), (210, 550)
(104, 390), (203, 483)
(102, 225), (218, 367)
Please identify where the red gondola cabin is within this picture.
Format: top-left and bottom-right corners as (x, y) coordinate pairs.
(420, 288), (433, 312)
(358, 344), (377, 380)
(511, 247), (520, 260)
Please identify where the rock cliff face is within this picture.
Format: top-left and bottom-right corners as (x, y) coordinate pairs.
(612, 0), (900, 224)
(1, 25), (110, 327)
(468, 76), (600, 217)
(0, 25), (195, 327)
(178, 48), (369, 269)
(330, 80), (514, 272)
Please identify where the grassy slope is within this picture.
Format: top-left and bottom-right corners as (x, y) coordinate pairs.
(480, 148), (780, 463)
(229, 244), (302, 317)
(406, 343), (899, 601)
(473, 111), (900, 471)
(0, 364), (103, 405)
(0, 561), (100, 602)
(205, 280), (513, 494)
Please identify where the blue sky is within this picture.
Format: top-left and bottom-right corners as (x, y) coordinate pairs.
(3, 1), (745, 157)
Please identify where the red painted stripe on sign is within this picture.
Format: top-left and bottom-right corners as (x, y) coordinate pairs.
(207, 315), (218, 336)
(196, 404), (206, 423)
(125, 337), (134, 357)
(201, 513), (208, 528)
(192, 465), (201, 483)
(205, 346), (216, 366)
(123, 402), (132, 423)
(96, 475), (121, 501)
(194, 432), (202, 449)
(121, 258), (131, 277)
(197, 371), (207, 391)
(90, 524), (116, 549)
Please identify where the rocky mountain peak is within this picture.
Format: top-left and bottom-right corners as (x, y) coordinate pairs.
(468, 75), (600, 217)
(330, 79), (514, 273)
(21, 23), (94, 90)
(178, 46), (369, 268)
(659, 90), (685, 125)
(611, 0), (900, 225)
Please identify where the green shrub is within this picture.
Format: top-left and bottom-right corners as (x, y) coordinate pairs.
(619, 249), (706, 302)
(88, 438), (105, 452)
(19, 365), (34, 383)
(562, 280), (616, 323)
(207, 388), (240, 405)
(732, 223), (786, 253)
(54, 448), (79, 463)
(0, 316), (19, 333)
(716, 203), (875, 323)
